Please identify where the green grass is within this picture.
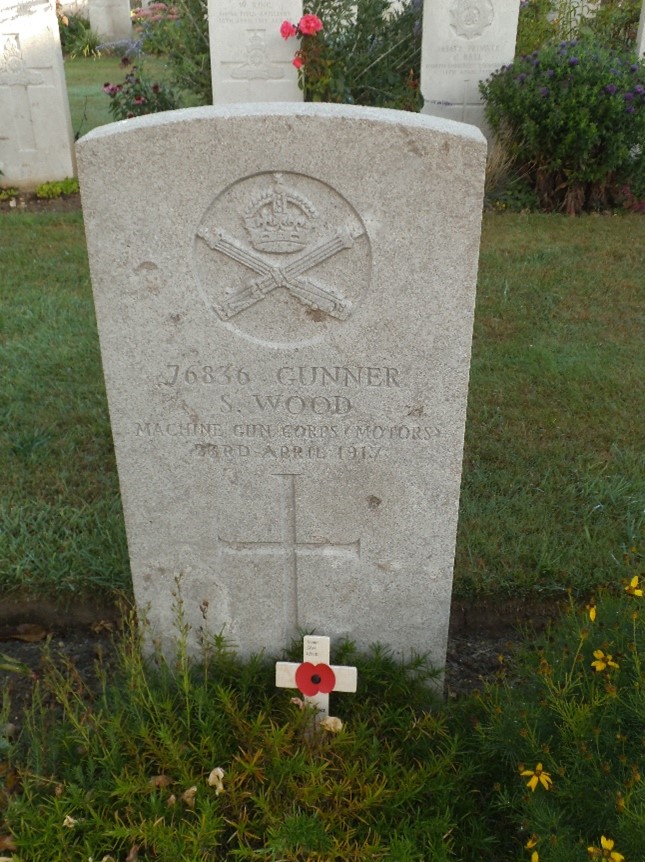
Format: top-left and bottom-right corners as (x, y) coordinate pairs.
(0, 212), (643, 602)
(64, 55), (199, 139)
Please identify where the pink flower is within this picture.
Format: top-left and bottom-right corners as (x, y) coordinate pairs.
(298, 13), (323, 35)
(280, 20), (297, 39)
(292, 55), (304, 69)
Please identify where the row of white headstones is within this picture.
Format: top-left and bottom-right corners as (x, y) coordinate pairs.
(5, 0), (644, 189)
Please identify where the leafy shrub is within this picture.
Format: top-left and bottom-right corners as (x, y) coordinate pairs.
(283, 0), (423, 109)
(137, 0), (212, 103)
(56, 10), (101, 58)
(580, 0), (642, 50)
(103, 57), (180, 120)
(481, 37), (645, 213)
(35, 178), (80, 199)
(131, 2), (182, 56)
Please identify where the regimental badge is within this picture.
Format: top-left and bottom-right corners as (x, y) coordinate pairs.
(449, 0), (495, 39)
(194, 172), (371, 348)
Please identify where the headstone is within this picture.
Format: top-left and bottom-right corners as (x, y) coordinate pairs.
(420, 0), (521, 131)
(637, 0), (645, 57)
(0, 0), (76, 189)
(76, 103), (486, 671)
(88, 0), (132, 44)
(207, 0), (302, 103)
(276, 634), (358, 720)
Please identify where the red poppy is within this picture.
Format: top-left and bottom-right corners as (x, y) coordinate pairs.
(295, 662), (336, 696)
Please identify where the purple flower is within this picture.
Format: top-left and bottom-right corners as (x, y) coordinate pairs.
(540, 87), (549, 97)
(569, 57), (579, 67)
(626, 105), (635, 114)
(546, 69), (554, 78)
(517, 73), (527, 84)
(635, 85), (644, 95)
(605, 84), (617, 95)
(624, 92), (634, 101)
(630, 64), (639, 73)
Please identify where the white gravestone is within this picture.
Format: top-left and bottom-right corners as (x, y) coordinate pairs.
(421, 0), (520, 131)
(207, 0), (302, 103)
(0, 0), (76, 188)
(76, 103), (486, 669)
(89, 0), (132, 44)
(276, 634), (357, 720)
(637, 0), (645, 57)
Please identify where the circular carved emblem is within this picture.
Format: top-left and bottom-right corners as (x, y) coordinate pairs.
(193, 172), (371, 348)
(449, 0), (495, 39)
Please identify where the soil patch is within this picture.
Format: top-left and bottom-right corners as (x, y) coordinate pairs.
(0, 191), (82, 215)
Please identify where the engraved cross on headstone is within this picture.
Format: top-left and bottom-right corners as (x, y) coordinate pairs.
(0, 33), (52, 151)
(275, 634), (358, 720)
(219, 473), (360, 633)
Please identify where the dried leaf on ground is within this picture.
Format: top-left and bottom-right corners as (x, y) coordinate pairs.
(0, 623), (48, 642)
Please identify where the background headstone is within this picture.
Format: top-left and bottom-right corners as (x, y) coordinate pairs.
(88, 0), (132, 44)
(0, 0), (76, 189)
(207, 0), (302, 103)
(637, 0), (645, 57)
(77, 103), (486, 669)
(420, 0), (521, 132)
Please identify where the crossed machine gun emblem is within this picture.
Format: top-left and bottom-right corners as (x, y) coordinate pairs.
(197, 224), (364, 321)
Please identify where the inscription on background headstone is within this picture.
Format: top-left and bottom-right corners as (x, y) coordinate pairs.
(88, 0), (132, 43)
(421, 0), (520, 131)
(0, 0), (75, 188)
(207, 0), (302, 103)
(77, 103), (486, 667)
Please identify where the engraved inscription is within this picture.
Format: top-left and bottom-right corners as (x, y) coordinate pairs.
(193, 172), (371, 348)
(219, 473), (360, 630)
(227, 30), (285, 81)
(449, 0), (494, 40)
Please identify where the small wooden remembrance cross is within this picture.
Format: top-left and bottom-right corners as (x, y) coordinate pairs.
(275, 635), (357, 721)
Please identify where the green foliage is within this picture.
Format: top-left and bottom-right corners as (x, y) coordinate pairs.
(5, 582), (645, 860)
(34, 178), (80, 200)
(481, 37), (645, 213)
(5, 608), (486, 861)
(0, 187), (19, 201)
(103, 58), (180, 120)
(287, 0), (423, 109)
(467, 578), (645, 861)
(136, 0), (212, 104)
(57, 12), (102, 59)
(580, 0), (642, 51)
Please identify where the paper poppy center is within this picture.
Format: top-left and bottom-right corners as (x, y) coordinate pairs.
(311, 674), (321, 684)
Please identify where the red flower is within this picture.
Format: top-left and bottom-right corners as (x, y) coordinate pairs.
(295, 662), (336, 696)
(298, 14), (323, 35)
(292, 55), (304, 70)
(280, 20), (297, 39)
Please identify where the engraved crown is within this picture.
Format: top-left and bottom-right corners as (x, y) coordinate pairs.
(244, 174), (318, 253)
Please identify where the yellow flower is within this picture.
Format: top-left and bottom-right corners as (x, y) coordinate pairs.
(526, 835), (539, 861)
(591, 650), (619, 672)
(587, 835), (624, 861)
(587, 603), (597, 622)
(625, 575), (643, 598)
(520, 763), (553, 791)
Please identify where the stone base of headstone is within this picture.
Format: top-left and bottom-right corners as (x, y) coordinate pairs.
(0, 0), (76, 189)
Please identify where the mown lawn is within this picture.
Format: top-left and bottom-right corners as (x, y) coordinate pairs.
(1, 210), (643, 602)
